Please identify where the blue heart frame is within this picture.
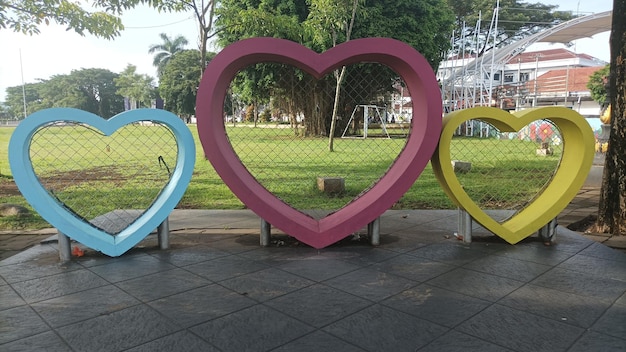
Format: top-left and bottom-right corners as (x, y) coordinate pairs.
(9, 108), (196, 257)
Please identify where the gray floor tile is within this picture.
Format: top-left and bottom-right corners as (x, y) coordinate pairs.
(531, 267), (626, 302)
(0, 285), (26, 311)
(87, 255), (176, 283)
(409, 243), (487, 266)
(419, 330), (514, 352)
(11, 269), (108, 303)
(323, 304), (447, 352)
(0, 306), (50, 344)
(271, 330), (366, 352)
(185, 255), (269, 282)
(464, 254), (552, 282)
(236, 247), (317, 265)
(277, 256), (361, 282)
(590, 304), (626, 339)
(148, 284), (255, 328)
(559, 254), (626, 282)
(616, 291), (626, 307)
(382, 284), (490, 328)
(55, 305), (179, 352)
(220, 268), (313, 302)
(125, 330), (220, 352)
(76, 251), (152, 268)
(373, 254), (455, 282)
(190, 305), (314, 352)
(578, 242), (626, 263)
(568, 331), (626, 352)
(31, 285), (139, 328)
(426, 268), (524, 302)
(115, 268), (211, 302)
(0, 259), (82, 283)
(148, 246), (230, 266)
(265, 283), (372, 328)
(457, 304), (584, 352)
(498, 284), (610, 328)
(0, 330), (72, 352)
(494, 243), (575, 266)
(318, 247), (400, 265)
(325, 267), (416, 302)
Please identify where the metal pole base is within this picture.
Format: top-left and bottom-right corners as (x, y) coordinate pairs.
(458, 208), (472, 243)
(260, 219), (271, 246)
(157, 217), (170, 250)
(367, 217), (381, 246)
(538, 218), (558, 244)
(58, 231), (72, 262)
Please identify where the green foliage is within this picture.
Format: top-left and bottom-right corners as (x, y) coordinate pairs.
(587, 64), (610, 106)
(114, 64), (156, 108)
(159, 50), (213, 118)
(4, 68), (124, 118)
(148, 33), (189, 78)
(0, 0), (127, 38)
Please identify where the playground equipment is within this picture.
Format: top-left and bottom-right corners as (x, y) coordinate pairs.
(341, 105), (394, 139)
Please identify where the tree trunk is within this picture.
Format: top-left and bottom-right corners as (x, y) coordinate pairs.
(597, 0), (626, 236)
(328, 67), (347, 151)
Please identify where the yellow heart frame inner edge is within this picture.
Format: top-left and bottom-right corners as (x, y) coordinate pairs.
(432, 106), (595, 244)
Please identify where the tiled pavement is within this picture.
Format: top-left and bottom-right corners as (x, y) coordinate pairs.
(1, 209), (625, 352)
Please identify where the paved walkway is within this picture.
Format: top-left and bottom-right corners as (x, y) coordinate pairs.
(1, 207), (625, 351)
(2, 153), (626, 351)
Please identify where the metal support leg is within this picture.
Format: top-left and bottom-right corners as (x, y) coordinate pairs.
(538, 218), (557, 244)
(260, 219), (271, 246)
(368, 217), (380, 246)
(458, 208), (472, 243)
(58, 231), (72, 262)
(157, 217), (170, 250)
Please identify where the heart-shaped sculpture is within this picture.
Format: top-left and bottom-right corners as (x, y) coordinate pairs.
(431, 106), (594, 244)
(9, 108), (195, 256)
(196, 37), (442, 248)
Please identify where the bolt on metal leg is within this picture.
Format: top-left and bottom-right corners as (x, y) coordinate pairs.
(157, 217), (170, 250)
(538, 218), (558, 244)
(458, 208), (472, 243)
(57, 231), (72, 262)
(368, 217), (381, 246)
(260, 219), (271, 246)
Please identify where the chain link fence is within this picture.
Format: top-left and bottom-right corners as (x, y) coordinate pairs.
(29, 121), (178, 234)
(450, 119), (563, 219)
(225, 63), (411, 219)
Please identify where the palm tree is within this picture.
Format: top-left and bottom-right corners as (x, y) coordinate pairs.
(148, 33), (189, 77)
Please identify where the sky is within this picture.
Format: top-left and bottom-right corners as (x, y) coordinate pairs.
(0, 1), (615, 103)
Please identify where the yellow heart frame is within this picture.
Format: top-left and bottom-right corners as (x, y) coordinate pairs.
(432, 106), (595, 244)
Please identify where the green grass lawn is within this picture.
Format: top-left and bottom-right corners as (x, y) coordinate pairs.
(0, 123), (561, 230)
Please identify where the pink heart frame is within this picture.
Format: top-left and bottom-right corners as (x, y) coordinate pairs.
(196, 37), (441, 248)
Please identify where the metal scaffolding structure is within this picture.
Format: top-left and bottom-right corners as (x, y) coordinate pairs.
(439, 8), (612, 114)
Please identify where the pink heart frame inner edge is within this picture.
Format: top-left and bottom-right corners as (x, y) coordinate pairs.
(196, 37), (442, 248)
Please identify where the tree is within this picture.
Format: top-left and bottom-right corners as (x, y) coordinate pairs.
(114, 64), (156, 108)
(597, 0), (626, 236)
(4, 68), (124, 118)
(159, 50), (214, 119)
(0, 0), (124, 38)
(148, 33), (189, 77)
(215, 0), (455, 137)
(305, 0), (360, 151)
(446, 0), (573, 56)
(587, 64), (610, 108)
